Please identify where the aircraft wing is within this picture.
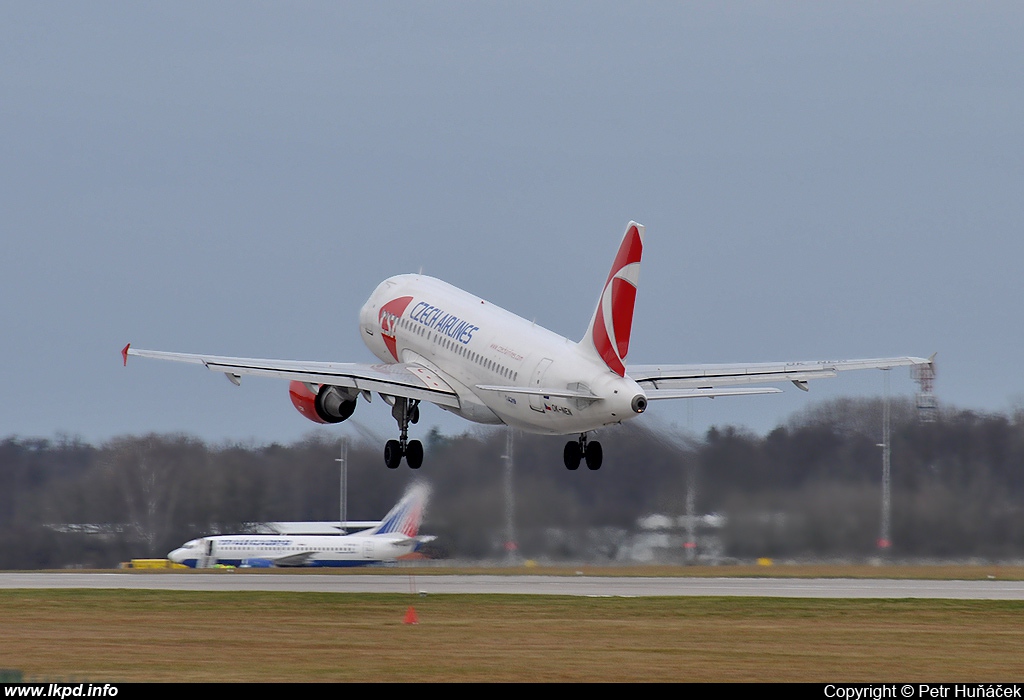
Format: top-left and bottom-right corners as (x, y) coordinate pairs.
(269, 551), (317, 567)
(122, 345), (461, 408)
(628, 355), (933, 399)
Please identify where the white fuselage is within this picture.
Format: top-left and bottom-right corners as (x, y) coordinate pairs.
(168, 533), (419, 568)
(357, 274), (646, 436)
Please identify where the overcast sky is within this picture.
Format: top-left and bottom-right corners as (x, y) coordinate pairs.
(2, 3), (1022, 448)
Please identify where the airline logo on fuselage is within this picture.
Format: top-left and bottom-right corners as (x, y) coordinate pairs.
(378, 296), (480, 361)
(409, 301), (479, 345)
(379, 296), (415, 361)
(217, 538), (295, 547)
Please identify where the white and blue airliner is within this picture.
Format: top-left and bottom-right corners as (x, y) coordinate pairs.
(168, 483), (432, 568)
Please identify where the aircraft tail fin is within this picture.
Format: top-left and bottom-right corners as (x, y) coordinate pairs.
(367, 482), (430, 537)
(580, 221), (645, 376)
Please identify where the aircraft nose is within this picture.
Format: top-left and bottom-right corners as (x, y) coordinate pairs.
(167, 548), (185, 563)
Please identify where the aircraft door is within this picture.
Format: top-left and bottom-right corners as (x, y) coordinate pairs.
(362, 540), (375, 559)
(199, 538), (215, 569)
(528, 358), (553, 412)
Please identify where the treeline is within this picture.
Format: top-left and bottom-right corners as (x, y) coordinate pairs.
(1, 398), (1023, 568)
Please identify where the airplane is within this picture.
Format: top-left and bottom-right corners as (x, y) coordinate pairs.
(167, 483), (433, 568)
(123, 221), (933, 471)
(247, 521), (381, 535)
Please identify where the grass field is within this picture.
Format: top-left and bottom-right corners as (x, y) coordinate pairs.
(2, 585), (1023, 682)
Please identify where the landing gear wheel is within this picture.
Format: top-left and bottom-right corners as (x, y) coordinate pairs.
(384, 440), (403, 469)
(406, 440), (423, 469)
(585, 441), (603, 470)
(385, 397), (423, 470)
(563, 441), (581, 470)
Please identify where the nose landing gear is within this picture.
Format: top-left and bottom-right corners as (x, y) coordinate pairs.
(564, 433), (602, 470)
(384, 397), (423, 469)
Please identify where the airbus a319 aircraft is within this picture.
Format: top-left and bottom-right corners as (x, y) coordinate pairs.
(168, 483), (432, 568)
(124, 222), (932, 470)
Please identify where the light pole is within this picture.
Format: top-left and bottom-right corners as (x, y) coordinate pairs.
(502, 428), (518, 562)
(336, 438), (348, 533)
(877, 370), (891, 551)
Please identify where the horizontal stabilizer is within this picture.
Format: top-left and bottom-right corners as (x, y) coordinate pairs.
(630, 356), (932, 393)
(474, 384), (600, 400)
(645, 387), (783, 400)
(394, 534), (437, 550)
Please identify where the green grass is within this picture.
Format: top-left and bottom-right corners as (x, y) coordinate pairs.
(3, 589), (1023, 682)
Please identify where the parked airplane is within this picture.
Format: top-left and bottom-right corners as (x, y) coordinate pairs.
(168, 483), (432, 568)
(249, 521), (380, 535)
(124, 221), (932, 470)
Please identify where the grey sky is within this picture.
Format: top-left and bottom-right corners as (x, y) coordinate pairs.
(2, 3), (1022, 446)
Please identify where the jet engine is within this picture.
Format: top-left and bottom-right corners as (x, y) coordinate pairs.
(288, 381), (358, 424)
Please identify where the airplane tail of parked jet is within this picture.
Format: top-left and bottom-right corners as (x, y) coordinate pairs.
(580, 221), (645, 377)
(366, 482), (429, 537)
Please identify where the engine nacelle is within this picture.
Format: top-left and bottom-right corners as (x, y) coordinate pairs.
(288, 381), (358, 424)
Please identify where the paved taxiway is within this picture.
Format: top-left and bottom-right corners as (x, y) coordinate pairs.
(2, 573), (1023, 599)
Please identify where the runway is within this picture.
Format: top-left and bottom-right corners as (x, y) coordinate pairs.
(3, 572), (1024, 599)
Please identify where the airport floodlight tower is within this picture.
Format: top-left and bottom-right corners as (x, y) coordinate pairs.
(913, 355), (937, 422)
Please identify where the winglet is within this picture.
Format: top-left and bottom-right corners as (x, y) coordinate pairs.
(121, 343), (131, 367)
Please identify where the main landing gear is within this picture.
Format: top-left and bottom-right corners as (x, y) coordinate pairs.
(384, 397), (423, 469)
(564, 433), (602, 470)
